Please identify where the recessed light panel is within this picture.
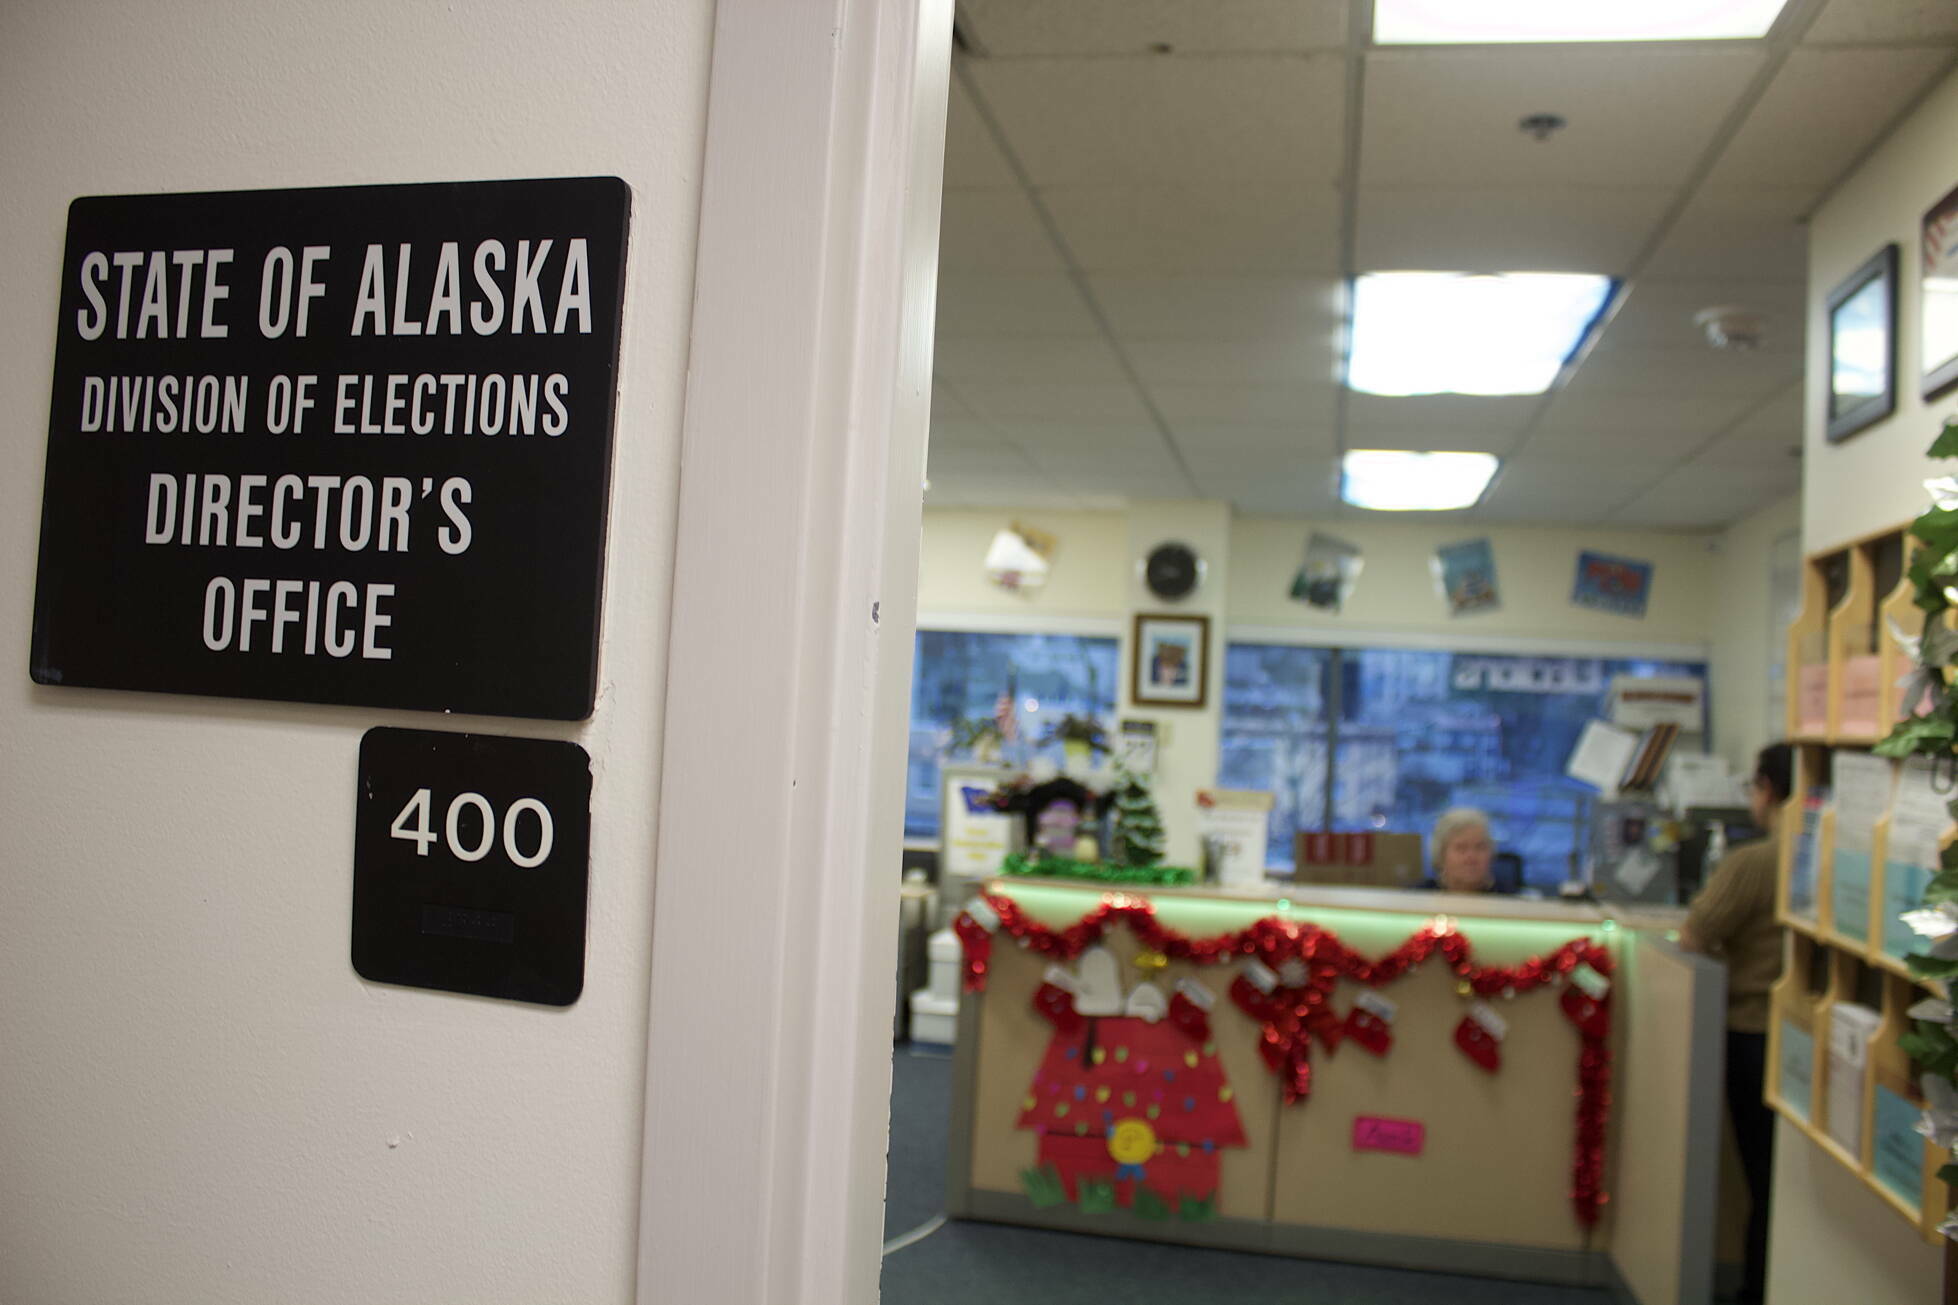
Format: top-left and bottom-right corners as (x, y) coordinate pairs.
(1341, 450), (1500, 512)
(1374, 0), (1789, 44)
(1346, 271), (1614, 397)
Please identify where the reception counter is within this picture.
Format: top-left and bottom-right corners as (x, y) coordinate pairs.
(944, 878), (1727, 1305)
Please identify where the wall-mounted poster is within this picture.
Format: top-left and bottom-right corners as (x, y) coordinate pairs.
(1288, 531), (1363, 612)
(1571, 551), (1653, 618)
(1433, 538), (1498, 617)
(1923, 184), (1958, 400)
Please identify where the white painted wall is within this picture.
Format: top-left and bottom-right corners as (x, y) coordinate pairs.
(1707, 494), (1801, 775)
(1804, 65), (1958, 552)
(1228, 516), (1716, 653)
(0, 4), (709, 1302)
(918, 506), (1130, 622)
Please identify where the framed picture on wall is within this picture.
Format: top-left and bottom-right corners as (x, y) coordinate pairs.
(1923, 185), (1958, 401)
(1130, 613), (1209, 709)
(1824, 242), (1899, 444)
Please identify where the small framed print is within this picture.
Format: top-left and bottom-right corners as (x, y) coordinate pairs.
(1130, 613), (1209, 709)
(1825, 243), (1899, 444)
(1922, 185), (1958, 401)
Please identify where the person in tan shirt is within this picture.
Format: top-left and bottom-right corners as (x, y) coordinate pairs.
(1681, 741), (1790, 1305)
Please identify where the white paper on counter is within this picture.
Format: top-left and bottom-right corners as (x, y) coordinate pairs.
(1566, 719), (1639, 795)
(1832, 751), (1896, 856)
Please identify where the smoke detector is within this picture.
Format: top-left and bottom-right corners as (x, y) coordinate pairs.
(1694, 306), (1764, 351)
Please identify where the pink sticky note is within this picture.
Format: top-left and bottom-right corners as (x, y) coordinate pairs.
(1352, 1115), (1425, 1156)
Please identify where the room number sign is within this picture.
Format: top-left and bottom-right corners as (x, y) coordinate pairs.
(351, 727), (590, 1005)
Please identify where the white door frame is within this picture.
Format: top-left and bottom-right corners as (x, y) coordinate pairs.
(637, 0), (950, 1301)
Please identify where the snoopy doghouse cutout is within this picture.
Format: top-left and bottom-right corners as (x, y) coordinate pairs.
(1016, 945), (1244, 1219)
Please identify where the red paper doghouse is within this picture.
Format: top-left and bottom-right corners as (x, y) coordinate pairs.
(1017, 1000), (1246, 1214)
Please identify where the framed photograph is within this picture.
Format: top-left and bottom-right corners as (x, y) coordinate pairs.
(1825, 243), (1898, 444)
(1923, 185), (1958, 400)
(1130, 613), (1209, 709)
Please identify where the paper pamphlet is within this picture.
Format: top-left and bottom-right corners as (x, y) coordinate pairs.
(1831, 751), (1896, 856)
(1566, 720), (1639, 795)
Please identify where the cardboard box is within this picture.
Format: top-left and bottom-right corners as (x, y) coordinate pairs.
(1292, 831), (1426, 889)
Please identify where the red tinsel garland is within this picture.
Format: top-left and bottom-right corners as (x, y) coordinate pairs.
(958, 890), (1614, 1229)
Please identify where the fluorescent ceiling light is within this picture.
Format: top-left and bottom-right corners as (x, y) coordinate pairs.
(1374, 0), (1788, 43)
(1346, 271), (1613, 397)
(1341, 450), (1499, 512)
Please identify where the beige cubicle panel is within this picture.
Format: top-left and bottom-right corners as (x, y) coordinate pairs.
(1267, 961), (1592, 1259)
(945, 880), (1724, 1304)
(1608, 932), (1726, 1305)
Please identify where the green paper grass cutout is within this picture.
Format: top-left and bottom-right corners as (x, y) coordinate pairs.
(1019, 1165), (1066, 1209)
(1077, 1178), (1117, 1214)
(1133, 1187), (1171, 1220)
(1178, 1191), (1217, 1222)
(999, 852), (1196, 888)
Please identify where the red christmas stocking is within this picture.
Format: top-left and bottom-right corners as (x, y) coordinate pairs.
(1032, 981), (1084, 1034)
(1453, 1001), (1505, 1073)
(1168, 980), (1213, 1043)
(1559, 984), (1610, 1039)
(1344, 991), (1396, 1057)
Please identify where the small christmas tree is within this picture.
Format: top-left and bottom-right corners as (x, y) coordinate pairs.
(1110, 766), (1166, 867)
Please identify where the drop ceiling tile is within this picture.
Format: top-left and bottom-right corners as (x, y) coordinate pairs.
(961, 380), (1157, 424)
(1344, 394), (1541, 435)
(1569, 345), (1800, 399)
(1126, 337), (1341, 388)
(1184, 448), (1333, 479)
(927, 417), (1002, 448)
(936, 272), (1102, 337)
(938, 188), (1068, 273)
(1520, 425), (1708, 462)
(968, 54), (1346, 188)
(1151, 384), (1339, 425)
(1091, 275), (1343, 340)
(1641, 187), (1814, 280)
(1728, 383), (1804, 440)
(1612, 463), (1796, 527)
(1026, 444), (1184, 478)
(1050, 467), (1198, 499)
(1044, 183), (1342, 274)
(1170, 422), (1338, 455)
(1599, 280), (1805, 354)
(944, 75), (1018, 189)
(1805, 0), (1958, 45)
(931, 382), (980, 420)
(1489, 457), (1663, 494)
(1705, 47), (1956, 190)
(1361, 48), (1764, 188)
(935, 335), (1132, 386)
(1356, 186), (1673, 276)
(1540, 380), (1760, 434)
(927, 472), (1091, 508)
(1689, 432), (1805, 468)
(1331, 426), (1521, 453)
(958, 0), (1347, 55)
(926, 444), (1040, 475)
(988, 420), (1166, 452)
(1196, 467), (1340, 515)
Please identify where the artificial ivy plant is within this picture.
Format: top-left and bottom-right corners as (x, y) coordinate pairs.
(1873, 416), (1958, 1230)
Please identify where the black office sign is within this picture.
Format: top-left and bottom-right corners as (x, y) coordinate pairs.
(30, 177), (630, 720)
(352, 727), (590, 1006)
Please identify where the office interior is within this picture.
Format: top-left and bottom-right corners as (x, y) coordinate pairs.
(4, 3), (1958, 1305)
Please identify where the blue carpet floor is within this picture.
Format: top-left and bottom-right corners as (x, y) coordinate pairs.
(878, 1045), (1613, 1305)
